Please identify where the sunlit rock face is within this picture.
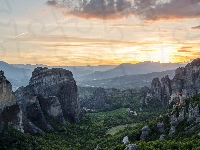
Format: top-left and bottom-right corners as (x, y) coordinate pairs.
(0, 70), (16, 113)
(0, 71), (23, 133)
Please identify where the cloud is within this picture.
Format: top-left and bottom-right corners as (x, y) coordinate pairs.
(46, 0), (200, 21)
(177, 46), (192, 52)
(134, 0), (200, 21)
(46, 0), (57, 6)
(46, 0), (135, 20)
(177, 49), (191, 52)
(191, 25), (200, 29)
(46, 0), (133, 20)
(110, 24), (141, 28)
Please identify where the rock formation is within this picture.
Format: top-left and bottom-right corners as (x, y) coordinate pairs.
(157, 122), (164, 133)
(38, 95), (66, 126)
(0, 70), (16, 113)
(122, 136), (129, 144)
(0, 67), (82, 135)
(15, 67), (80, 126)
(81, 87), (107, 109)
(140, 125), (150, 140)
(0, 70), (24, 133)
(141, 58), (200, 105)
(124, 144), (137, 150)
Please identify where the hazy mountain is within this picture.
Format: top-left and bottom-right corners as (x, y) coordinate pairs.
(78, 70), (175, 89)
(0, 61), (31, 78)
(78, 62), (186, 81)
(12, 64), (48, 71)
(0, 61), (32, 91)
(12, 64), (117, 80)
(0, 61), (32, 90)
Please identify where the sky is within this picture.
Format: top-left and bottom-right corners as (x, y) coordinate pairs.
(0, 0), (200, 66)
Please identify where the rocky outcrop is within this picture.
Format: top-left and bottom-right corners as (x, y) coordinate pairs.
(139, 86), (151, 104)
(161, 75), (172, 103)
(15, 67), (80, 126)
(141, 58), (200, 105)
(81, 87), (108, 109)
(38, 95), (66, 126)
(90, 88), (107, 108)
(15, 85), (54, 131)
(157, 122), (164, 133)
(0, 70), (16, 113)
(122, 136), (129, 144)
(140, 125), (150, 140)
(0, 71), (23, 133)
(151, 78), (162, 103)
(30, 67), (80, 122)
(124, 144), (137, 150)
(0, 67), (80, 135)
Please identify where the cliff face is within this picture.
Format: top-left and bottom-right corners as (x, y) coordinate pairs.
(0, 67), (80, 134)
(0, 70), (16, 113)
(0, 71), (23, 133)
(15, 67), (80, 124)
(81, 87), (108, 109)
(142, 58), (200, 105)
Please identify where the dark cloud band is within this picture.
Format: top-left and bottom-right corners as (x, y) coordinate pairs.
(46, 0), (200, 20)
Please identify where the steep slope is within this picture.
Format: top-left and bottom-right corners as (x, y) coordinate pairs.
(0, 70), (24, 133)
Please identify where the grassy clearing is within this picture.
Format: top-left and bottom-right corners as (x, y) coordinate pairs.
(106, 123), (137, 135)
(87, 108), (127, 117)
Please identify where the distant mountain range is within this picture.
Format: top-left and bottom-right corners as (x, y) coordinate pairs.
(77, 62), (186, 81)
(12, 64), (117, 80)
(0, 61), (32, 90)
(1, 61), (186, 90)
(78, 70), (176, 89)
(0, 61), (32, 79)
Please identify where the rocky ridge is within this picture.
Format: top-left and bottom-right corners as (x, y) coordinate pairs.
(141, 58), (200, 105)
(138, 58), (200, 140)
(0, 67), (80, 134)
